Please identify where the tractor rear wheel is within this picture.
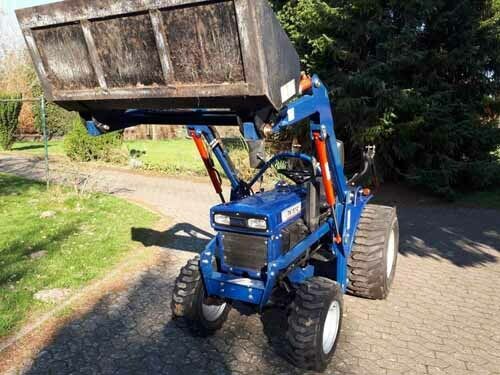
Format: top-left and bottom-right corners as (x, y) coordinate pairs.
(286, 277), (343, 372)
(171, 257), (231, 335)
(347, 204), (399, 299)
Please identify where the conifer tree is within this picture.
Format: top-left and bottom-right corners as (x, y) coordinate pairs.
(271, 0), (500, 195)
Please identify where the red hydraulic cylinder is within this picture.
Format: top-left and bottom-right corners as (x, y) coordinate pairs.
(313, 132), (342, 244)
(189, 131), (225, 202)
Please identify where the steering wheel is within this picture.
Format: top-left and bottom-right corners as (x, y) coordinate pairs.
(277, 168), (313, 184)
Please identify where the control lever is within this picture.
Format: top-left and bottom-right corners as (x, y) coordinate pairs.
(347, 145), (378, 187)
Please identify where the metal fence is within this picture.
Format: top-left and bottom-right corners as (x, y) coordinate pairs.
(0, 96), (49, 188)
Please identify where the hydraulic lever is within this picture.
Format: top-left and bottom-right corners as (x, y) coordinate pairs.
(347, 145), (378, 188)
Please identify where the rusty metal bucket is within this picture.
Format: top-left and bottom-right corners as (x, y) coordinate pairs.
(17, 0), (301, 116)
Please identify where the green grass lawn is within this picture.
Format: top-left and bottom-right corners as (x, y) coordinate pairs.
(9, 138), (252, 178)
(10, 139), (200, 166)
(0, 173), (158, 338)
(125, 139), (207, 175)
(8, 139), (209, 175)
(126, 138), (251, 177)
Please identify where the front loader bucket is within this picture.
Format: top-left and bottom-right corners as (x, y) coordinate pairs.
(16, 0), (301, 116)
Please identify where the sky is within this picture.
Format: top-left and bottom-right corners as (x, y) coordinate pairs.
(0, 0), (59, 56)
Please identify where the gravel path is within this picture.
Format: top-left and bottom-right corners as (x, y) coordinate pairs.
(1, 154), (499, 375)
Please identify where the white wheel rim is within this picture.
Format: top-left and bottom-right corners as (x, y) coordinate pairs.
(322, 300), (340, 354)
(386, 228), (396, 277)
(202, 301), (227, 322)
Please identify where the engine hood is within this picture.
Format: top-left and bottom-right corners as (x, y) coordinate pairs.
(211, 185), (306, 234)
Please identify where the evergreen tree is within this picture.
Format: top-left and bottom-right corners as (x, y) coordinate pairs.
(271, 0), (500, 196)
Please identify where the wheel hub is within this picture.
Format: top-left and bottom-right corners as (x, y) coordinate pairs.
(202, 300), (227, 322)
(386, 228), (396, 277)
(322, 300), (340, 354)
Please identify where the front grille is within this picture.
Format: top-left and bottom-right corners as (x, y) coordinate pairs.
(222, 232), (268, 271)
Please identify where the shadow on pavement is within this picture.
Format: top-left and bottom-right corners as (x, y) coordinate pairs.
(23, 262), (230, 374)
(20, 204), (500, 374)
(398, 206), (499, 267)
(23, 256), (300, 375)
(132, 223), (213, 253)
(133, 205), (500, 269)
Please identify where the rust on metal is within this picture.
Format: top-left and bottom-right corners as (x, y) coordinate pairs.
(16, 0), (301, 115)
(162, 1), (245, 84)
(32, 23), (98, 90)
(91, 13), (166, 88)
(80, 20), (108, 90)
(149, 9), (174, 84)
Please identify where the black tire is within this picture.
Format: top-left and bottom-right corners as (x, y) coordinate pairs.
(286, 277), (343, 372)
(171, 257), (231, 335)
(347, 204), (399, 299)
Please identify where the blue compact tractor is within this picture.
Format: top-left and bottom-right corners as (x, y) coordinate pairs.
(18, 0), (399, 370)
(168, 76), (399, 371)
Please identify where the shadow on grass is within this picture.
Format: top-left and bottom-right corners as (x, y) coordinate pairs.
(0, 220), (83, 286)
(0, 217), (85, 338)
(11, 145), (47, 152)
(0, 173), (43, 196)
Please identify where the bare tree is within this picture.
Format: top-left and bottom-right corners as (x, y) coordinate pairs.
(0, 6), (25, 60)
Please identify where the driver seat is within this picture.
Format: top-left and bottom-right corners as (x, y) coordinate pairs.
(304, 178), (331, 231)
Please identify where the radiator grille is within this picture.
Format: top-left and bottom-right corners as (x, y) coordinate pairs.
(222, 232), (267, 271)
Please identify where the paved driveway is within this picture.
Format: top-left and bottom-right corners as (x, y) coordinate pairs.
(1, 155), (499, 375)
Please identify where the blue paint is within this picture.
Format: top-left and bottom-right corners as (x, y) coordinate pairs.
(242, 122), (260, 141)
(288, 265), (314, 284)
(84, 121), (102, 136)
(211, 185), (305, 236)
(202, 77), (368, 304)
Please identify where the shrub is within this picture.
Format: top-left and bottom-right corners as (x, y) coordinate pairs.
(0, 93), (22, 150)
(64, 117), (123, 162)
(1, 56), (76, 137)
(33, 100), (80, 137)
(25, 67), (79, 137)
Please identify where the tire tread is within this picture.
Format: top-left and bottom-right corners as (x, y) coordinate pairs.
(347, 204), (398, 299)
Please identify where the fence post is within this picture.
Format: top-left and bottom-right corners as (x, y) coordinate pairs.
(40, 96), (50, 189)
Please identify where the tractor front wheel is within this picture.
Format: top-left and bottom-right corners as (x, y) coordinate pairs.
(286, 277), (343, 372)
(171, 257), (231, 335)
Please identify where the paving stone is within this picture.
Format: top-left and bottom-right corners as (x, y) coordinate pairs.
(29, 251), (48, 260)
(2, 155), (499, 375)
(33, 288), (72, 304)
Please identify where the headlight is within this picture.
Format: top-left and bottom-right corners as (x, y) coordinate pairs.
(214, 214), (230, 226)
(247, 218), (267, 230)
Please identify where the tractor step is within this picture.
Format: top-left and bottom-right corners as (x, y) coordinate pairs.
(203, 271), (265, 305)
